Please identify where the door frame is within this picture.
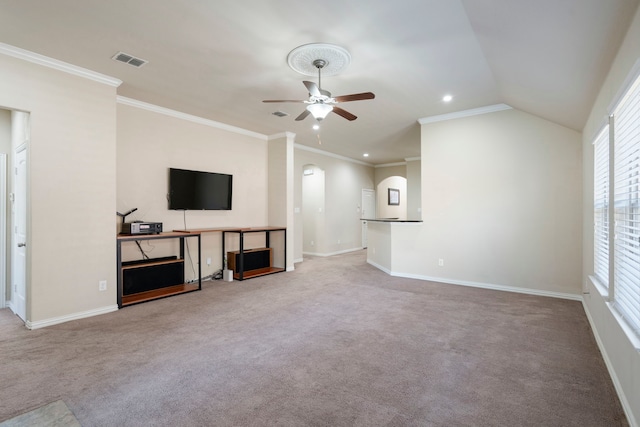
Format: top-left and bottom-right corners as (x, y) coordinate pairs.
(0, 153), (6, 309)
(361, 188), (376, 249)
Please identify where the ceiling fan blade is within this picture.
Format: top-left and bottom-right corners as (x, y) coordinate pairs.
(332, 107), (357, 121)
(295, 109), (311, 121)
(263, 99), (305, 103)
(334, 92), (375, 103)
(303, 81), (322, 97)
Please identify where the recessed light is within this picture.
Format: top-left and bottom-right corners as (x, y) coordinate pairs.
(443, 94), (453, 102)
(312, 124), (320, 130)
(363, 153), (369, 157)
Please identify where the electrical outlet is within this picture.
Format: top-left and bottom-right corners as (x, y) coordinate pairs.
(99, 280), (107, 291)
(337, 239), (341, 244)
(311, 241), (314, 246)
(206, 257), (211, 266)
(438, 259), (444, 267)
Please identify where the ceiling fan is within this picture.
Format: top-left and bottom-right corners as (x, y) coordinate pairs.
(263, 59), (375, 122)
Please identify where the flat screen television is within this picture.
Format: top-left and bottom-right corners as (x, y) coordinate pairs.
(168, 168), (233, 210)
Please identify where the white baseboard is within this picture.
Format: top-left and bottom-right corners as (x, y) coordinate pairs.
(366, 259), (391, 275)
(582, 300), (638, 427)
(365, 261), (582, 301)
(391, 271), (582, 301)
(303, 247), (364, 257)
(26, 305), (119, 330)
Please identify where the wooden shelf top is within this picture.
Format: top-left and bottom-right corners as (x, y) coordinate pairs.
(117, 231), (201, 241)
(173, 226), (286, 234)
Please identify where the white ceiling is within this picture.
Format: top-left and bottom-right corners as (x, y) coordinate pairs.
(0, 0), (638, 164)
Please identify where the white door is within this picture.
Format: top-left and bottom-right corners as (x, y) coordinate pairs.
(11, 146), (27, 321)
(361, 189), (376, 248)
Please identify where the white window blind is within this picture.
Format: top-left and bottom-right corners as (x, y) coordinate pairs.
(613, 73), (640, 334)
(594, 125), (610, 287)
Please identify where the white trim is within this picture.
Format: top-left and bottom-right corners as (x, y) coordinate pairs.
(418, 103), (512, 125)
(582, 300), (639, 427)
(375, 162), (406, 168)
(0, 42), (122, 87)
(404, 157), (421, 162)
(382, 269), (583, 301)
(294, 257), (304, 264)
(0, 154), (6, 309)
(25, 305), (119, 330)
(302, 247), (364, 257)
(268, 131), (296, 140)
(116, 96), (268, 140)
(286, 266), (296, 272)
(366, 259), (391, 275)
(294, 143), (372, 166)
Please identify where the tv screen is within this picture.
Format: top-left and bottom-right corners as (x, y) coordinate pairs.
(168, 168), (233, 210)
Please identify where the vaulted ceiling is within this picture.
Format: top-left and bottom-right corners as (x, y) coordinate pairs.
(0, 0), (638, 164)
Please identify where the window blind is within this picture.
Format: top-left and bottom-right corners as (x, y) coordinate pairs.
(613, 73), (640, 333)
(594, 125), (609, 287)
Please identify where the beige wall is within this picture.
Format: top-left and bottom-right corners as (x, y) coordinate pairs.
(0, 109), (9, 304)
(0, 109), (9, 153)
(379, 108), (582, 296)
(294, 147), (374, 260)
(581, 5), (640, 426)
(0, 53), (118, 325)
(406, 159), (422, 220)
(267, 133), (294, 270)
(374, 164), (406, 183)
(116, 102), (269, 279)
(376, 176), (407, 220)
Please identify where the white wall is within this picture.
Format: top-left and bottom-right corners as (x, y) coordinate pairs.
(0, 53), (118, 325)
(116, 102), (269, 279)
(581, 5), (640, 426)
(294, 147), (374, 260)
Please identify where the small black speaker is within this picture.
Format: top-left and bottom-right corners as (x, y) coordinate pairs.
(122, 257), (184, 295)
(228, 248), (272, 273)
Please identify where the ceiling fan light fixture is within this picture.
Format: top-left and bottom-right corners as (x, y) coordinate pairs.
(307, 103), (333, 121)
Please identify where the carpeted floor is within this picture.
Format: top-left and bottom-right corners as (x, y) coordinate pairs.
(0, 250), (628, 426)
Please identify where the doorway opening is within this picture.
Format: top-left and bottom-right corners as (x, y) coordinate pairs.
(301, 164), (325, 256)
(0, 108), (29, 323)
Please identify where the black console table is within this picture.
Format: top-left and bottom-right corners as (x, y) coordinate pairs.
(222, 227), (286, 280)
(116, 232), (201, 307)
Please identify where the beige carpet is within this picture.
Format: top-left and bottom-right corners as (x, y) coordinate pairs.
(0, 250), (628, 426)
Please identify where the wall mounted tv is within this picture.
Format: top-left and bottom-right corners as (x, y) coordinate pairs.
(168, 168), (233, 210)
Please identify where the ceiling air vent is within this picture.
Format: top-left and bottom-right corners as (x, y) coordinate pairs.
(272, 111), (289, 118)
(111, 51), (148, 68)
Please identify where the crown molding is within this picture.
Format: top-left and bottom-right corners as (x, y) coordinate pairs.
(418, 103), (512, 125)
(117, 96), (268, 140)
(0, 42), (122, 87)
(294, 143), (372, 166)
(268, 132), (296, 141)
(404, 157), (421, 162)
(375, 162), (406, 168)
